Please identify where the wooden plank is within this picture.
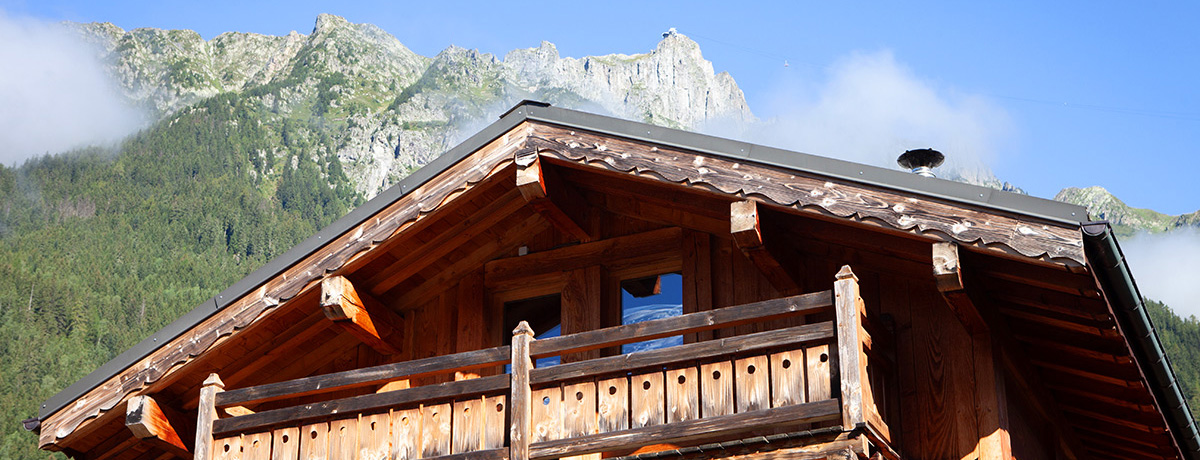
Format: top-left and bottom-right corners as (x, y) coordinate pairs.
(270, 427), (299, 460)
(596, 377), (629, 433)
(214, 375), (509, 436)
(125, 395), (191, 459)
(483, 395), (507, 450)
(421, 403), (452, 457)
(631, 370), (665, 428)
(391, 408), (421, 460)
(681, 231), (713, 343)
(516, 151), (592, 242)
(734, 355), (770, 413)
(196, 374), (225, 460)
(561, 382), (597, 439)
(730, 200), (801, 295)
(665, 366), (699, 422)
(217, 345), (510, 407)
(457, 270), (489, 379)
(561, 266), (603, 363)
(770, 349), (806, 407)
(242, 432), (271, 460)
(485, 227), (681, 287)
(527, 399), (841, 459)
(214, 435), (242, 460)
(700, 361), (734, 418)
(510, 322), (534, 460)
(359, 412), (390, 459)
(454, 397), (485, 454)
(531, 386), (562, 443)
(531, 322), (834, 384)
(299, 422), (329, 460)
(321, 275), (405, 355)
(329, 417), (358, 459)
(531, 291), (832, 359)
(805, 344), (831, 401)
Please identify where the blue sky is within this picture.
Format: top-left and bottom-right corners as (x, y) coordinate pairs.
(3, 1), (1200, 315)
(3, 1), (1197, 215)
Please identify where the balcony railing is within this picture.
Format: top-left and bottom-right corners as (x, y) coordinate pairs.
(194, 265), (891, 460)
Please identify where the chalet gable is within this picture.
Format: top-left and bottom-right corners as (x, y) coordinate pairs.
(33, 101), (1197, 460)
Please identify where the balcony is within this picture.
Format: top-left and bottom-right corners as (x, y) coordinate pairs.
(195, 266), (895, 460)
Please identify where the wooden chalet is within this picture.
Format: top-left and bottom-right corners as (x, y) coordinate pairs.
(29, 101), (1200, 460)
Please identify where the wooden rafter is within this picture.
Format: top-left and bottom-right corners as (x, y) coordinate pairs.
(516, 150), (592, 242)
(731, 200), (801, 295)
(321, 276), (405, 355)
(125, 395), (190, 459)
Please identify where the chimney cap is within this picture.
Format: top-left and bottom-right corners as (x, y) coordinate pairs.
(897, 148), (945, 170)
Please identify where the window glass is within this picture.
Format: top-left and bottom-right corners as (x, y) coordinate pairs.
(621, 273), (683, 354)
(504, 294), (562, 367)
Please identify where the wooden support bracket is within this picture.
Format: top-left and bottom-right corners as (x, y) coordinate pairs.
(731, 200), (802, 295)
(516, 151), (592, 242)
(126, 395), (191, 459)
(932, 242), (988, 335)
(932, 242), (1015, 460)
(321, 275), (405, 355)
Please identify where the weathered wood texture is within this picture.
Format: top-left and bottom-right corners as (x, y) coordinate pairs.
(41, 123), (534, 449)
(510, 322), (534, 460)
(527, 124), (1084, 264)
(195, 374), (225, 460)
(730, 200), (801, 295)
(516, 150), (592, 242)
(320, 275), (405, 355)
(125, 395), (190, 459)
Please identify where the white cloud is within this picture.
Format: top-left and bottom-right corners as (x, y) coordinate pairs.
(0, 10), (145, 166)
(1122, 229), (1200, 319)
(701, 50), (1010, 180)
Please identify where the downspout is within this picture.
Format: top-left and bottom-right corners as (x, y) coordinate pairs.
(1082, 221), (1200, 458)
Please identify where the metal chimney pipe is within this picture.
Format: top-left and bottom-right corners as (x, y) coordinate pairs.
(897, 148), (945, 178)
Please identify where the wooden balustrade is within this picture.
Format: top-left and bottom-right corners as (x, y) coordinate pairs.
(195, 267), (895, 460)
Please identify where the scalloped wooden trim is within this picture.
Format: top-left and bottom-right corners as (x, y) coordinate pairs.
(525, 123), (1084, 266)
(39, 123), (532, 449)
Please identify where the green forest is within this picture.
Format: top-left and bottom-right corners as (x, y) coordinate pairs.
(2, 89), (1199, 459)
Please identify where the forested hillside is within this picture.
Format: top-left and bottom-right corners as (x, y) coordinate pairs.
(0, 91), (358, 459)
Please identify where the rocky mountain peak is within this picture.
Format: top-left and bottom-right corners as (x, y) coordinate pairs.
(312, 13), (351, 35)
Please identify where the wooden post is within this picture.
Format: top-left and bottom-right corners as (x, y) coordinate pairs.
(195, 373), (225, 460)
(511, 321), (535, 460)
(833, 266), (864, 430)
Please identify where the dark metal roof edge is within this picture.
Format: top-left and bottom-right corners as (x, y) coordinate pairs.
(36, 104), (533, 422)
(1083, 221), (1200, 459)
(520, 104), (1087, 226)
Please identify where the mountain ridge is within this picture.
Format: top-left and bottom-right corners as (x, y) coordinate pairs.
(68, 15), (752, 198)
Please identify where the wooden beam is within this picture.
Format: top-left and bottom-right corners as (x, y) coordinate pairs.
(126, 395), (191, 459)
(932, 242), (988, 334)
(321, 275), (405, 355)
(485, 227), (682, 289)
(731, 200), (802, 295)
(931, 242), (1013, 460)
(517, 151), (592, 242)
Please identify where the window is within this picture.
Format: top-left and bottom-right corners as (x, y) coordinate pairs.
(503, 294), (562, 367)
(620, 273), (683, 354)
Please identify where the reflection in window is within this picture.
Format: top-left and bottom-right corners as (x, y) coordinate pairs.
(621, 273), (683, 354)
